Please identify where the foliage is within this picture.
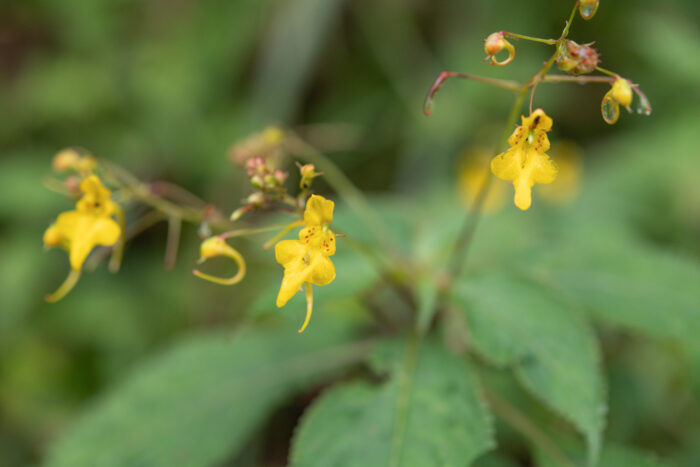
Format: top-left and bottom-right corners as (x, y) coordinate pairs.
(1, 0), (699, 466)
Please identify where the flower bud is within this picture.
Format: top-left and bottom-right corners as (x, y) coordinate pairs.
(250, 174), (264, 189)
(273, 169), (288, 185)
(52, 149), (81, 171)
(245, 156), (266, 176)
(556, 40), (599, 75)
(611, 78), (633, 107)
(230, 205), (251, 221)
(484, 32), (515, 66)
(64, 176), (82, 196)
(264, 174), (279, 189)
(484, 32), (505, 56)
(299, 164), (317, 189)
(246, 192), (265, 206)
(578, 0), (600, 20)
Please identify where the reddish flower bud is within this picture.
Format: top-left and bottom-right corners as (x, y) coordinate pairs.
(556, 41), (600, 75)
(484, 32), (515, 66)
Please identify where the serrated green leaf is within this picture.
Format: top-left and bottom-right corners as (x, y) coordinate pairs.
(451, 274), (605, 464)
(535, 239), (700, 345)
(290, 339), (494, 467)
(45, 324), (368, 467)
(535, 441), (673, 467)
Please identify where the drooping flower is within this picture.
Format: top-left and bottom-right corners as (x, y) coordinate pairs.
(52, 148), (97, 174)
(490, 109), (558, 210)
(193, 236), (246, 285)
(484, 32), (515, 66)
(601, 78), (633, 125)
(275, 195), (336, 333)
(43, 175), (122, 301)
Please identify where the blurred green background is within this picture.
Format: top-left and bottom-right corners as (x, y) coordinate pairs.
(1, 0), (699, 465)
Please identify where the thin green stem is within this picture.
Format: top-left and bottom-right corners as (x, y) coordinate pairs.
(164, 215), (182, 270)
(544, 74), (615, 84)
(595, 66), (619, 78)
(262, 220), (304, 249)
(561, 1), (579, 39)
(219, 224), (292, 240)
(101, 160), (231, 230)
(504, 32), (557, 45)
(446, 83), (529, 282)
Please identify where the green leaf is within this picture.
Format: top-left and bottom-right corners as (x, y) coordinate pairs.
(535, 239), (700, 345)
(535, 441), (673, 467)
(290, 339), (494, 467)
(451, 273), (605, 464)
(45, 324), (367, 467)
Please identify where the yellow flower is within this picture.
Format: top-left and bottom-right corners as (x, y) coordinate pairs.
(275, 195), (336, 333)
(611, 78), (633, 107)
(44, 175), (122, 301)
(601, 78), (633, 125)
(52, 148), (97, 173)
(490, 109), (558, 210)
(193, 236), (246, 285)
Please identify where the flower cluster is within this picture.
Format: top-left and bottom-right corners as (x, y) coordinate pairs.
(195, 130), (336, 333)
(44, 134), (339, 334)
(427, 0), (649, 210)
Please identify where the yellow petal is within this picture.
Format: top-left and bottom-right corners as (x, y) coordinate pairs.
(531, 157), (558, 185)
(513, 178), (534, 210)
(276, 259), (310, 307)
(298, 227), (336, 256)
(320, 231), (336, 257)
(611, 78), (633, 107)
(43, 224), (64, 247)
(66, 214), (121, 270)
(308, 252), (336, 286)
(275, 239), (307, 267)
(303, 195), (334, 226)
(76, 175), (116, 216)
(522, 108), (552, 132)
(79, 175), (111, 199)
(491, 147), (521, 182)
